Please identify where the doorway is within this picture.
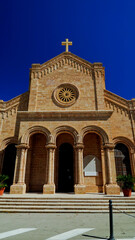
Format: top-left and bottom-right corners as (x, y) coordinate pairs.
(58, 143), (74, 193)
(2, 144), (16, 192)
(26, 133), (47, 192)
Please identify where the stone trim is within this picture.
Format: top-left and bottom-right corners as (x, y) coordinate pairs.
(104, 89), (129, 107)
(17, 110), (113, 120)
(74, 143), (84, 149)
(15, 144), (29, 149)
(30, 52), (104, 79)
(21, 125), (51, 144)
(103, 143), (115, 150)
(0, 137), (18, 151)
(81, 125), (109, 144)
(45, 143), (56, 149)
(113, 136), (135, 151)
(0, 92), (29, 119)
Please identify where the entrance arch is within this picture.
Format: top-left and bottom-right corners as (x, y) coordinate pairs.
(56, 133), (74, 193)
(83, 132), (103, 193)
(25, 133), (47, 192)
(58, 143), (74, 192)
(2, 144), (16, 192)
(114, 143), (131, 176)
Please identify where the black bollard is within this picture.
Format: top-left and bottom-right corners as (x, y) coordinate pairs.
(108, 200), (115, 240)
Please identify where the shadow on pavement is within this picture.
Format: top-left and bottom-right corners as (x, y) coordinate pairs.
(83, 234), (107, 239)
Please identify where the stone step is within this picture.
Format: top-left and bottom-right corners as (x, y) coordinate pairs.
(0, 196), (135, 213)
(0, 205), (135, 210)
(0, 202), (135, 206)
(1, 196), (135, 200)
(0, 197), (135, 202)
(0, 208), (135, 213)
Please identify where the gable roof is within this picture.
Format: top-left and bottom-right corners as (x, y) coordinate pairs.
(30, 52), (104, 78)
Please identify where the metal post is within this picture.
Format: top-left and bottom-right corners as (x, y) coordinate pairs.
(108, 199), (115, 240)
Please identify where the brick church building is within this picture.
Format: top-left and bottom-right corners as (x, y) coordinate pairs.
(0, 39), (135, 195)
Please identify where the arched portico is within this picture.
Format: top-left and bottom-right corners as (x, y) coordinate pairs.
(53, 125), (78, 144)
(81, 125), (109, 144)
(81, 126), (120, 195)
(21, 126), (51, 144)
(113, 137), (135, 177)
(56, 133), (74, 193)
(0, 137), (18, 191)
(10, 126), (52, 194)
(83, 132), (103, 193)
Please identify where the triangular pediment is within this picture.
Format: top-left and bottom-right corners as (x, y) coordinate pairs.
(30, 52), (103, 78)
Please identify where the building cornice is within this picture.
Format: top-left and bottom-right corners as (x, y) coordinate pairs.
(17, 110), (113, 121)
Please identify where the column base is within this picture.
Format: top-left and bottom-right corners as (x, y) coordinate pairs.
(74, 184), (86, 194)
(43, 184), (55, 194)
(105, 184), (120, 195)
(10, 184), (26, 194)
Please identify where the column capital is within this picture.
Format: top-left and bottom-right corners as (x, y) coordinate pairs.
(45, 143), (56, 149)
(0, 148), (4, 153)
(15, 143), (29, 149)
(74, 143), (84, 149)
(130, 148), (135, 154)
(103, 143), (115, 150)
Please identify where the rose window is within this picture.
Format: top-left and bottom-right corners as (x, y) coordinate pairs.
(53, 84), (79, 107)
(58, 87), (75, 103)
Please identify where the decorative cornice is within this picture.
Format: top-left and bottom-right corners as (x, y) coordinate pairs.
(30, 52), (104, 78)
(17, 110), (113, 121)
(0, 92), (29, 119)
(104, 89), (129, 109)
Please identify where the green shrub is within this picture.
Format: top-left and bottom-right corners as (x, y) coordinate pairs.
(0, 175), (9, 189)
(117, 175), (135, 189)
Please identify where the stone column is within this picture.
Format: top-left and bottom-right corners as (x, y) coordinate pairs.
(74, 143), (85, 194)
(130, 149), (135, 177)
(104, 143), (120, 195)
(0, 150), (4, 174)
(43, 143), (56, 194)
(10, 144), (29, 194)
(101, 146), (106, 193)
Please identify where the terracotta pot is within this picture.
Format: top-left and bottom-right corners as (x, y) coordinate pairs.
(0, 188), (5, 195)
(123, 188), (132, 197)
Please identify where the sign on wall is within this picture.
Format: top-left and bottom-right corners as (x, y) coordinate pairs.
(83, 155), (101, 176)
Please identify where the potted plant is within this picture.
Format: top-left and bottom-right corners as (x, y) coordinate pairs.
(117, 174), (135, 197)
(0, 175), (9, 195)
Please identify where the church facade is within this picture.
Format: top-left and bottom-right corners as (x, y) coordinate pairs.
(0, 41), (135, 195)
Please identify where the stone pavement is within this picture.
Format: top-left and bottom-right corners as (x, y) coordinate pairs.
(0, 211), (135, 239)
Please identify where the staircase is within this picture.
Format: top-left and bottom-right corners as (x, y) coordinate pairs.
(0, 194), (135, 213)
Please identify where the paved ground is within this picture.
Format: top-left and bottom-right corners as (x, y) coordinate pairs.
(0, 212), (135, 240)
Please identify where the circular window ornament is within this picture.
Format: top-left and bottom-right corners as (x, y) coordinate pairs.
(53, 84), (79, 107)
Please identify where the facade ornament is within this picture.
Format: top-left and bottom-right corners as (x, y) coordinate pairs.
(61, 38), (72, 52)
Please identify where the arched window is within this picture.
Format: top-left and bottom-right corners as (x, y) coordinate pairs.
(114, 143), (131, 176)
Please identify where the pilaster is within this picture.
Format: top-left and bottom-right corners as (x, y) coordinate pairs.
(74, 143), (85, 194)
(93, 66), (105, 110)
(0, 150), (4, 174)
(10, 144), (29, 194)
(43, 143), (56, 194)
(104, 143), (120, 195)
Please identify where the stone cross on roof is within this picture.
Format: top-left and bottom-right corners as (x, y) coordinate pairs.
(61, 38), (72, 52)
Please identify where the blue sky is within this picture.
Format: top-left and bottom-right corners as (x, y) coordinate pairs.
(0, 0), (135, 101)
